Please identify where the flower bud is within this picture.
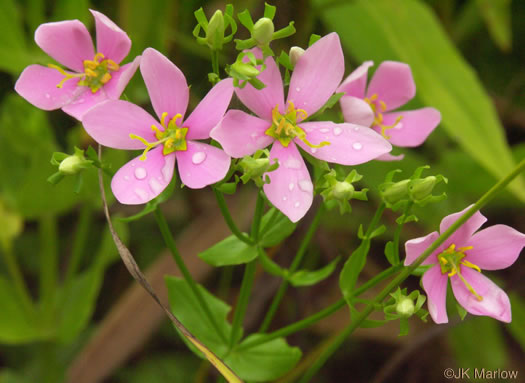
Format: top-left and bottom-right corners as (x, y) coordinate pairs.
(59, 155), (85, 175)
(230, 61), (261, 79)
(409, 176), (437, 202)
(380, 179), (410, 205)
(396, 297), (415, 318)
(238, 149), (279, 187)
(333, 181), (354, 200)
(289, 46), (305, 67)
(206, 10), (225, 50)
(252, 17), (275, 45)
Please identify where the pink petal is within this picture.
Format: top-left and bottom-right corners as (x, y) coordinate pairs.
(35, 20), (94, 72)
(210, 110), (273, 158)
(288, 33), (345, 117)
(235, 51), (285, 121)
(375, 108), (441, 147)
(366, 61), (415, 111)
(404, 231), (441, 266)
(375, 152), (405, 161)
(422, 265), (449, 324)
(339, 96), (374, 127)
(336, 61), (374, 99)
(295, 122), (392, 165)
(82, 100), (159, 149)
(184, 78), (234, 140)
(176, 141), (231, 189)
(90, 9), (131, 64)
(466, 225), (525, 270)
(62, 87), (109, 120)
(263, 142), (313, 223)
(111, 146), (176, 205)
(14, 64), (82, 111)
(104, 55), (141, 100)
(140, 48), (189, 121)
(451, 268), (511, 322)
(439, 205), (487, 247)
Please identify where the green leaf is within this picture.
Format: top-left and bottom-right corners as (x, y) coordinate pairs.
(508, 293), (525, 352)
(199, 235), (258, 266)
(475, 0), (511, 52)
(117, 354), (201, 383)
(384, 241), (397, 266)
(315, 0), (525, 201)
(339, 241), (370, 301)
(226, 335), (301, 381)
(165, 276), (232, 359)
(0, 277), (48, 344)
(260, 208), (297, 247)
(288, 256), (340, 287)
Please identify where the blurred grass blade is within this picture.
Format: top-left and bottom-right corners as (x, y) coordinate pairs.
(315, 0), (525, 201)
(475, 0), (512, 52)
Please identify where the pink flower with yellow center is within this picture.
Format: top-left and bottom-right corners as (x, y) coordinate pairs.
(211, 33), (392, 222)
(337, 61), (441, 160)
(405, 205), (525, 323)
(15, 10), (140, 120)
(82, 48), (233, 204)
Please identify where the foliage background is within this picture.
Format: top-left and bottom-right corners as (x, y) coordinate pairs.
(0, 0), (524, 382)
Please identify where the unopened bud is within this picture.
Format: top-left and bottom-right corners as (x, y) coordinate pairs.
(252, 17), (274, 45)
(333, 181), (354, 200)
(289, 46), (305, 67)
(396, 297), (415, 318)
(409, 176), (437, 201)
(230, 61), (261, 78)
(59, 155), (85, 175)
(206, 10), (225, 50)
(380, 179), (410, 205)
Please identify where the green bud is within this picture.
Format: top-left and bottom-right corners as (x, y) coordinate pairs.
(252, 17), (275, 45)
(238, 149), (279, 187)
(206, 10), (225, 50)
(320, 169), (366, 214)
(409, 176), (437, 201)
(289, 46), (305, 67)
(333, 181), (354, 200)
(396, 297), (415, 318)
(230, 61), (261, 79)
(59, 155), (84, 175)
(380, 179), (410, 205)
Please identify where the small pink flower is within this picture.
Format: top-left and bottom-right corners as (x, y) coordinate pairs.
(405, 205), (525, 323)
(337, 61), (441, 160)
(15, 10), (140, 120)
(82, 48), (233, 204)
(211, 33), (392, 222)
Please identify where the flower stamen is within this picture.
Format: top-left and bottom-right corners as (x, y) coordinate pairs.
(364, 93), (404, 139)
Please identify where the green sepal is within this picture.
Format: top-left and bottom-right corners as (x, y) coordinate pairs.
(309, 33), (321, 46)
(288, 256), (340, 287)
(263, 2), (277, 19)
(259, 208), (296, 247)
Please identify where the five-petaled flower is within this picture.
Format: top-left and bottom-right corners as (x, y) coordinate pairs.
(15, 10), (140, 120)
(337, 61), (441, 160)
(211, 33), (392, 222)
(82, 48), (233, 204)
(405, 205), (525, 323)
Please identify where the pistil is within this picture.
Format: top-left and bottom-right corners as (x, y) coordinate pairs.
(364, 93), (404, 139)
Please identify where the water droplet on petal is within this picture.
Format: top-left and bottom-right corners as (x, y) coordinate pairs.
(250, 132), (258, 139)
(320, 128), (330, 133)
(288, 182), (295, 191)
(353, 142), (363, 150)
(283, 196), (287, 201)
(135, 188), (148, 200)
(353, 126), (360, 131)
(294, 201), (300, 208)
(192, 151), (206, 165)
(298, 180), (313, 192)
(161, 160), (172, 182)
(296, 87), (301, 92)
(311, 148), (317, 154)
(45, 93), (51, 99)
(124, 175), (130, 181)
(284, 157), (301, 169)
(149, 178), (163, 194)
(134, 167), (147, 180)
(394, 122), (403, 130)
(333, 127), (342, 136)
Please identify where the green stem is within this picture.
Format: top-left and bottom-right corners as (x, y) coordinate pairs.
(64, 204), (93, 285)
(240, 265), (401, 350)
(251, 191), (265, 241)
(392, 202), (413, 265)
(229, 259), (257, 349)
(211, 50), (220, 77)
(0, 245), (34, 315)
(39, 214), (58, 316)
(154, 206), (228, 343)
(259, 204), (325, 332)
(298, 158), (525, 383)
(213, 188), (254, 245)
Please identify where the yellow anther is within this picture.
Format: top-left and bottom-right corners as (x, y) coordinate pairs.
(448, 268), (457, 277)
(85, 68), (97, 77)
(101, 73), (112, 84)
(94, 52), (105, 62)
(151, 125), (163, 136)
(461, 260), (481, 273)
(379, 100), (387, 112)
(160, 112), (169, 128)
(458, 246), (473, 252)
(107, 60), (120, 71)
(439, 256), (448, 265)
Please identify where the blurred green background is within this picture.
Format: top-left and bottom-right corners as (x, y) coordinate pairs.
(0, 0), (524, 382)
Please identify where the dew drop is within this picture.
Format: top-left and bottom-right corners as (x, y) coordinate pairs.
(161, 160), (172, 182)
(294, 201), (300, 208)
(135, 188), (148, 200)
(296, 87), (301, 92)
(250, 132), (258, 139)
(149, 178), (163, 194)
(283, 196), (287, 201)
(288, 182), (295, 191)
(353, 126), (360, 131)
(353, 142), (363, 150)
(333, 127), (342, 136)
(45, 93), (51, 99)
(134, 167), (147, 180)
(284, 157), (301, 169)
(124, 175), (130, 181)
(298, 180), (313, 192)
(320, 128), (330, 133)
(311, 148), (317, 154)
(394, 122), (403, 130)
(192, 151), (206, 165)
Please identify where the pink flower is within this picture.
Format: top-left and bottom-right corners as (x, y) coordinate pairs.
(337, 61), (441, 160)
(15, 10), (140, 120)
(211, 33), (392, 222)
(405, 205), (525, 323)
(82, 48), (233, 204)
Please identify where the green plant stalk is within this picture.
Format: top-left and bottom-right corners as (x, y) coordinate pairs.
(240, 264), (400, 351)
(64, 204), (93, 285)
(392, 201), (413, 264)
(0, 245), (34, 315)
(154, 206), (228, 343)
(259, 204), (325, 332)
(229, 192), (265, 348)
(298, 158), (525, 383)
(39, 214), (58, 317)
(213, 188), (254, 245)
(211, 50), (220, 77)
